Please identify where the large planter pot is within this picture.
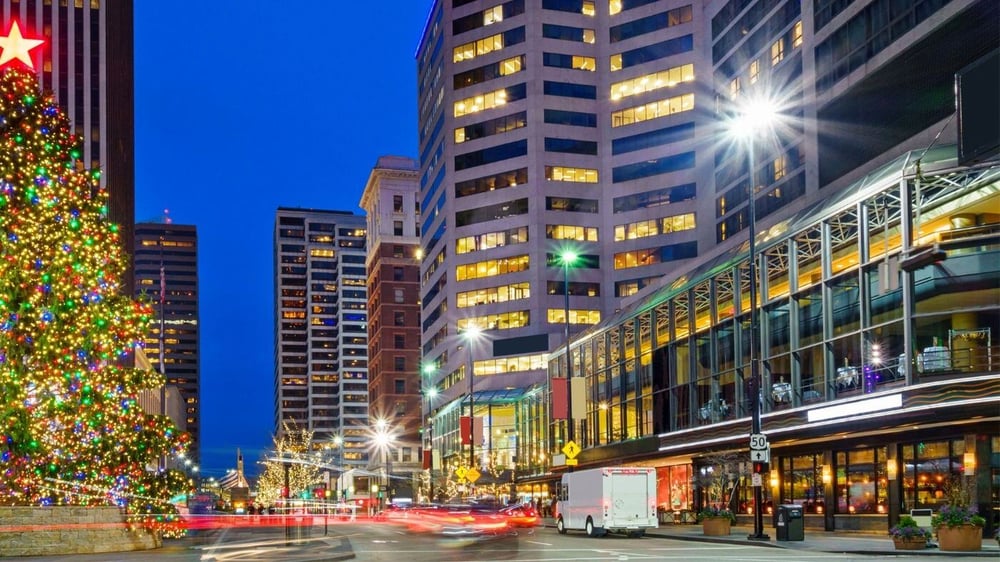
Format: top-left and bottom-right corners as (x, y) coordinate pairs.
(937, 525), (982, 551)
(892, 537), (927, 550)
(702, 517), (732, 536)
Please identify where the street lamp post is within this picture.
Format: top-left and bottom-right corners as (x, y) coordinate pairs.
(463, 326), (482, 470)
(375, 419), (392, 510)
(422, 377), (438, 502)
(558, 251), (579, 444)
(732, 97), (776, 542)
(332, 434), (343, 499)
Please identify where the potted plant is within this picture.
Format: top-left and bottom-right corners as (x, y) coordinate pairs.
(930, 476), (985, 552)
(697, 505), (736, 536)
(932, 504), (985, 551)
(889, 515), (932, 550)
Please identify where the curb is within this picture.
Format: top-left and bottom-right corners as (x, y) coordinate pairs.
(542, 522), (998, 556)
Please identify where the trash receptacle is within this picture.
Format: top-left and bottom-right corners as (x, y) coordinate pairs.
(775, 504), (804, 541)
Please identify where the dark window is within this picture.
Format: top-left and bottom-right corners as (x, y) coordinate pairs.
(544, 109), (597, 127)
(610, 5), (692, 43)
(543, 0), (587, 13)
(393, 195), (403, 212)
(394, 221), (404, 235)
(613, 183), (697, 213)
(394, 312), (406, 326)
(456, 111), (527, 143)
(394, 379), (406, 393)
(612, 151), (696, 183)
(394, 334), (406, 348)
(616, 0), (659, 12)
(543, 23), (589, 42)
(544, 81), (596, 99)
(454, 139), (528, 171)
(618, 34), (693, 69)
(393, 267), (404, 281)
(456, 198), (529, 227)
(543, 52), (590, 69)
(545, 137), (598, 155)
(394, 356), (406, 371)
(612, 122), (695, 155)
(546, 197), (598, 213)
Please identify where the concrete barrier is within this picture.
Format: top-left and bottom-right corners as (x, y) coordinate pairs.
(0, 506), (161, 556)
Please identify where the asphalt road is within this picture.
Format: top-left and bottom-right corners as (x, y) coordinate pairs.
(11, 521), (949, 562)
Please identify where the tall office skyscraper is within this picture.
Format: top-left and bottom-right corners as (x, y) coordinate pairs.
(359, 156), (423, 492)
(2, 1), (135, 287)
(274, 208), (370, 469)
(134, 222), (201, 463)
(414, 0), (997, 473)
(416, 0), (709, 469)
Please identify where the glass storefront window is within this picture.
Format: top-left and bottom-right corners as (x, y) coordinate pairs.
(656, 464), (692, 513)
(901, 439), (965, 511)
(782, 454), (825, 513)
(835, 447), (887, 514)
(797, 343), (825, 402)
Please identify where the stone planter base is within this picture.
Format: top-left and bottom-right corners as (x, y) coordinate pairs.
(892, 537), (927, 550)
(702, 517), (732, 536)
(937, 525), (982, 551)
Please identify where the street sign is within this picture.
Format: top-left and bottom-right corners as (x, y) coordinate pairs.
(466, 467), (481, 484)
(566, 458), (578, 466)
(455, 466), (468, 481)
(562, 440), (581, 460)
(750, 448), (770, 462)
(750, 433), (768, 450)
(751, 473), (763, 487)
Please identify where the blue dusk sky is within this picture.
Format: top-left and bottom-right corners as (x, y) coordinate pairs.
(134, 2), (433, 478)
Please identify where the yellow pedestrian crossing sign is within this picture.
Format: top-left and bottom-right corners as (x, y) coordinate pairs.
(466, 467), (481, 484)
(455, 466), (468, 480)
(562, 440), (581, 460)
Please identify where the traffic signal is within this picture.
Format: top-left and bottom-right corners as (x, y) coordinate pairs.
(753, 461), (769, 474)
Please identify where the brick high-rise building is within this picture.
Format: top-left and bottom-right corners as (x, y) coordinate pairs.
(359, 156), (423, 498)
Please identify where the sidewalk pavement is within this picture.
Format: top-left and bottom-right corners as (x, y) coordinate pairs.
(541, 518), (999, 557)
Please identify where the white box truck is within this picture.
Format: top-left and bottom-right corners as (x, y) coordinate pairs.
(555, 466), (658, 538)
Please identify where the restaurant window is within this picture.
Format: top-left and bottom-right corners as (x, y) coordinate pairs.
(781, 454), (825, 513)
(900, 439), (965, 511)
(835, 447), (888, 514)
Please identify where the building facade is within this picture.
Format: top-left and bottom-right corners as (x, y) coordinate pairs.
(416, 0), (717, 480)
(359, 156), (424, 499)
(525, 0), (999, 535)
(134, 222), (201, 463)
(2, 0), (135, 284)
(412, 0), (998, 530)
(273, 208), (370, 470)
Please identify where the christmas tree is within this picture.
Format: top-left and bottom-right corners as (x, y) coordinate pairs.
(0, 52), (189, 511)
(255, 421), (321, 507)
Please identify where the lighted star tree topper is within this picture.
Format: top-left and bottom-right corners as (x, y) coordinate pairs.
(0, 21), (190, 511)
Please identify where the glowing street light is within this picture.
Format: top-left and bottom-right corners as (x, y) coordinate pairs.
(728, 93), (779, 542)
(557, 249), (581, 444)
